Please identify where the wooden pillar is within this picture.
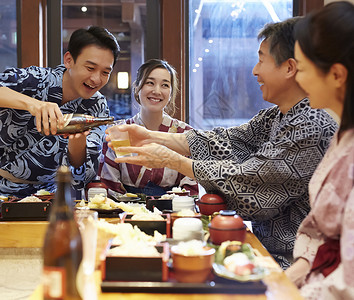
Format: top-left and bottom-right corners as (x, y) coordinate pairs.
(296, 0), (324, 15)
(18, 0), (47, 67)
(160, 0), (185, 121)
(122, 3), (135, 23)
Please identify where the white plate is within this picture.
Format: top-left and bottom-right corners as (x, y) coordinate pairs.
(213, 263), (268, 282)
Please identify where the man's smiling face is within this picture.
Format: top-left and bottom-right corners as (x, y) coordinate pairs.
(252, 40), (289, 106)
(63, 45), (114, 101)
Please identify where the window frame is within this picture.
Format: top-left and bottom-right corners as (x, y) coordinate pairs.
(16, 0), (324, 122)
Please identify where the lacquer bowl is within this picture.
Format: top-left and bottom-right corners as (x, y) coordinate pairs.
(171, 246), (215, 283)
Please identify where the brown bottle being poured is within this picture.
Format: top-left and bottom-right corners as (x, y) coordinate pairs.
(45, 113), (114, 135)
(42, 166), (83, 300)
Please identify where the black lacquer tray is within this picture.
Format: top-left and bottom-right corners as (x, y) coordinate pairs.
(101, 275), (266, 294)
(0, 200), (52, 221)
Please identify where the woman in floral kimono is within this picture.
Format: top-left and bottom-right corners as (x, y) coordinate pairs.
(284, 2), (354, 299)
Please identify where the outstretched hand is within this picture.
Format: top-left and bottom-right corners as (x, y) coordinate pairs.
(108, 128), (195, 178)
(105, 123), (154, 147)
(113, 143), (185, 170)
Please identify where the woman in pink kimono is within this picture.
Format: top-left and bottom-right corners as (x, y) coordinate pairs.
(285, 2), (354, 299)
(98, 59), (198, 198)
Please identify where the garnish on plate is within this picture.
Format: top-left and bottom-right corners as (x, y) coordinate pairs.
(212, 241), (269, 281)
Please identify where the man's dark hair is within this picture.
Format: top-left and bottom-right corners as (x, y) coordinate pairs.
(67, 26), (120, 66)
(258, 17), (301, 66)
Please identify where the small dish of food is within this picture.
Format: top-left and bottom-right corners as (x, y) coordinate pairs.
(213, 241), (268, 282)
(33, 189), (55, 201)
(171, 240), (215, 283)
(76, 195), (123, 215)
(166, 187), (190, 196)
(170, 209), (202, 225)
(0, 195), (8, 202)
(115, 196), (141, 203)
(172, 217), (204, 241)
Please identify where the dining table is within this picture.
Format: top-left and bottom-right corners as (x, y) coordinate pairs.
(0, 217), (304, 300)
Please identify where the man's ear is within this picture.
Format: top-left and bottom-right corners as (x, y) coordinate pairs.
(63, 51), (74, 69)
(330, 63), (348, 88)
(285, 58), (297, 78)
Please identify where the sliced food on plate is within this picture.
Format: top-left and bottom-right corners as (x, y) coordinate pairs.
(213, 241), (270, 281)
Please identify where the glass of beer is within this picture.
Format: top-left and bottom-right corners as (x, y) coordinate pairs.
(106, 119), (132, 157)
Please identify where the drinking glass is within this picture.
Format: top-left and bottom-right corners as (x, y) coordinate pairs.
(75, 209), (98, 275)
(106, 120), (132, 157)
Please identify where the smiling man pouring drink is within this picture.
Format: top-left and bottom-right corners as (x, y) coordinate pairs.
(0, 26), (120, 198)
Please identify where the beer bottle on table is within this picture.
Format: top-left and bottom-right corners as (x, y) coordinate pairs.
(44, 113), (114, 135)
(42, 166), (83, 300)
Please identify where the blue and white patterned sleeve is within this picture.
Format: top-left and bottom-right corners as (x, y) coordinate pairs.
(0, 66), (49, 92)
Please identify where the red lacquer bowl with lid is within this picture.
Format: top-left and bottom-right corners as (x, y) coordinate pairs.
(208, 210), (246, 245)
(195, 194), (227, 216)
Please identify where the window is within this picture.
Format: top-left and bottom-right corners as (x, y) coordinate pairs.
(0, 0), (17, 71)
(188, 0), (293, 129)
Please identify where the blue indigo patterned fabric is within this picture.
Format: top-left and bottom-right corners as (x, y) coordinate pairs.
(186, 98), (338, 269)
(0, 65), (109, 198)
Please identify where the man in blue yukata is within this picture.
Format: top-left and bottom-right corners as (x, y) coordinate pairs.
(0, 26), (120, 198)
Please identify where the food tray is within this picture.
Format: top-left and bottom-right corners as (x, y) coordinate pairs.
(114, 196), (142, 203)
(89, 208), (123, 218)
(0, 201), (52, 221)
(146, 197), (172, 212)
(74, 201), (124, 218)
(101, 237), (269, 294)
(102, 244), (169, 282)
(101, 275), (266, 294)
(120, 213), (171, 237)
